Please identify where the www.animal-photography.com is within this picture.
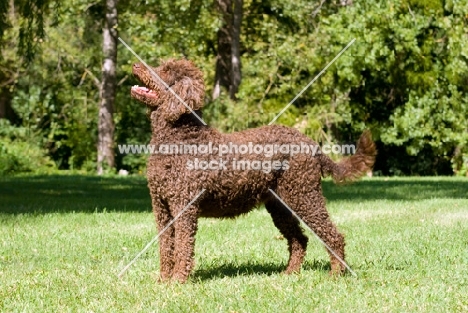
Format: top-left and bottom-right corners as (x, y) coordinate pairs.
(1, 1), (467, 312)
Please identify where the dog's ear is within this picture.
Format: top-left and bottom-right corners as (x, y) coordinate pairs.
(158, 60), (205, 123)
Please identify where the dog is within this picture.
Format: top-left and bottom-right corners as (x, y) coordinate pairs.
(130, 59), (376, 282)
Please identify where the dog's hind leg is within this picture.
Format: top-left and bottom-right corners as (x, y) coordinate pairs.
(152, 198), (176, 281)
(305, 191), (345, 275)
(265, 200), (309, 274)
(279, 188), (346, 275)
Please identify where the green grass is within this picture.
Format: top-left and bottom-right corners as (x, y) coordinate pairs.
(1, 175), (468, 312)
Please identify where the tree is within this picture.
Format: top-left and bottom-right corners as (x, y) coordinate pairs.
(230, 0), (242, 99)
(97, 0), (118, 174)
(212, 0), (243, 100)
(1, 0), (466, 176)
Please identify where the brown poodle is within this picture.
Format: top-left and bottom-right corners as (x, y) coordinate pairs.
(130, 59), (376, 283)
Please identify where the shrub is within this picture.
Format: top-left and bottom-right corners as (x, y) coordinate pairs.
(0, 121), (57, 175)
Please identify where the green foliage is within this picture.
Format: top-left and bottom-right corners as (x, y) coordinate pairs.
(2, 0), (103, 171)
(0, 120), (56, 174)
(312, 0), (468, 174)
(1, 0), (467, 175)
(0, 0), (60, 61)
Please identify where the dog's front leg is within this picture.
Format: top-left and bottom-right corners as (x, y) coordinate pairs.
(152, 198), (175, 282)
(171, 205), (199, 283)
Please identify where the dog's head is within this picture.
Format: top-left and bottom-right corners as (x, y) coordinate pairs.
(131, 59), (205, 123)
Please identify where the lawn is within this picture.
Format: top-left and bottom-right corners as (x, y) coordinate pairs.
(1, 175), (467, 312)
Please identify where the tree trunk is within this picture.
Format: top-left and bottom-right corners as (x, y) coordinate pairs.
(212, 0), (242, 100)
(0, 89), (20, 124)
(0, 69), (20, 124)
(213, 0), (232, 100)
(97, 0), (118, 175)
(229, 0), (242, 99)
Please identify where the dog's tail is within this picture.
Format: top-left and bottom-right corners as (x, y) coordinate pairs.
(320, 130), (377, 183)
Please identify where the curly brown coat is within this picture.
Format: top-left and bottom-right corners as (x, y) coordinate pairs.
(130, 59), (376, 283)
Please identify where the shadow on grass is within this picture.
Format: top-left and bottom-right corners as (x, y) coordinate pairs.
(0, 174), (151, 214)
(1, 175), (466, 214)
(322, 177), (468, 202)
(192, 259), (331, 281)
